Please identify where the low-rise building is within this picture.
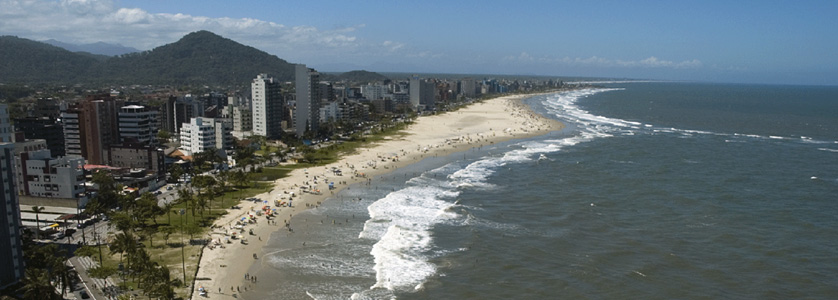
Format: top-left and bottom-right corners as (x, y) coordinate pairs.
(17, 149), (86, 202)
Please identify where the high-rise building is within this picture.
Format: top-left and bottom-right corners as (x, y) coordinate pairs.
(158, 95), (177, 133)
(118, 105), (158, 145)
(459, 78), (477, 98)
(60, 95), (123, 164)
(61, 108), (82, 157)
(226, 96), (253, 139)
(0, 142), (24, 289)
(409, 75), (436, 111)
(0, 104), (12, 143)
(173, 95), (203, 134)
(361, 84), (390, 101)
(251, 74), (283, 139)
(13, 116), (65, 157)
(295, 64), (321, 137)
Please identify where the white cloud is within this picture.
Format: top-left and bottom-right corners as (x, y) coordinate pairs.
(503, 52), (702, 69)
(617, 56), (703, 68)
(0, 0), (372, 58)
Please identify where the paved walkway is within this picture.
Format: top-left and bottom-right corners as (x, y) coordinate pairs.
(69, 256), (119, 300)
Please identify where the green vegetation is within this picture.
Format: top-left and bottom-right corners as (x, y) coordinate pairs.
(1, 31), (394, 87)
(0, 36), (100, 83)
(0, 31), (294, 86)
(321, 70), (390, 83)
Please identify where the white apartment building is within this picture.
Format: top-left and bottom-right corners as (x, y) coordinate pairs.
(320, 101), (339, 123)
(251, 74), (283, 138)
(361, 84), (390, 101)
(18, 149), (85, 199)
(179, 117), (232, 155)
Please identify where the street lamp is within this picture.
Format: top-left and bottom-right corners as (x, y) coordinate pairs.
(180, 208), (186, 284)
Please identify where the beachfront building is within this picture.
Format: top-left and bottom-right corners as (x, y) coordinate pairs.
(251, 74), (284, 139)
(295, 64), (321, 137)
(0, 142), (24, 289)
(409, 75), (436, 111)
(179, 117), (233, 155)
(118, 104), (159, 145)
(459, 78), (477, 98)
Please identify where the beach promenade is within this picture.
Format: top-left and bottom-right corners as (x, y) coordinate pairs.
(189, 93), (562, 299)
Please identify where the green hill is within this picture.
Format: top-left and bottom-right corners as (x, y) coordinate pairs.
(323, 70), (389, 83)
(0, 31), (297, 86)
(0, 35), (100, 83)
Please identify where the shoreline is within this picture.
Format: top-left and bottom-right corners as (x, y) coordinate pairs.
(189, 92), (563, 299)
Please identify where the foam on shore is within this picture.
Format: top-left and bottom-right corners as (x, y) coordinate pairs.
(188, 93), (564, 299)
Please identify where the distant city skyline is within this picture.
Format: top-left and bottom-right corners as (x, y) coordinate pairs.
(1, 0), (836, 86)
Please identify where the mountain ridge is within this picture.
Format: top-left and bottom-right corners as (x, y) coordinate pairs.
(43, 39), (141, 56)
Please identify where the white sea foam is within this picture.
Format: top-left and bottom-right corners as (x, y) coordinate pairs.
(360, 184), (461, 292)
(818, 148), (838, 153)
(542, 88), (835, 149)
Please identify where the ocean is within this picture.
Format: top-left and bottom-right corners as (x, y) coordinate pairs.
(247, 82), (838, 299)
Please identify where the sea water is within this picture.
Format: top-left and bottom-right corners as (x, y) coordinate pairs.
(247, 82), (838, 299)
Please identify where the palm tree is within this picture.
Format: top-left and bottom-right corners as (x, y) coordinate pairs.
(19, 269), (59, 300)
(31, 206), (45, 240)
(196, 193), (209, 220)
(163, 201), (176, 226)
(51, 260), (77, 296)
(82, 199), (106, 262)
(178, 188), (195, 222)
(169, 163), (184, 183)
(217, 170), (230, 206)
(110, 232), (135, 271)
(203, 176), (217, 215)
(160, 225), (176, 246)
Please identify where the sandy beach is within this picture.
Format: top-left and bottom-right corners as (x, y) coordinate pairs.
(189, 93), (562, 299)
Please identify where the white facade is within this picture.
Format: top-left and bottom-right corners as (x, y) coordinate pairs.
(179, 117), (232, 154)
(19, 149), (85, 199)
(60, 111), (82, 157)
(118, 105), (158, 144)
(361, 84), (390, 100)
(319, 101), (339, 123)
(251, 74), (283, 138)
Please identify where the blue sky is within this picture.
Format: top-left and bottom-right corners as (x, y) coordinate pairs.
(2, 0), (836, 85)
